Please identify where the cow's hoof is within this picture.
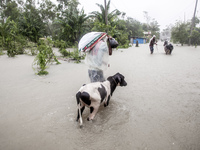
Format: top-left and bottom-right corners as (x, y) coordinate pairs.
(87, 117), (93, 121)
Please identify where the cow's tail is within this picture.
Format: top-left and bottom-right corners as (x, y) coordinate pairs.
(76, 92), (83, 127)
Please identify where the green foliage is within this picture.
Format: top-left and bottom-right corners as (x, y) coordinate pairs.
(0, 51), (4, 55)
(70, 46), (85, 63)
(60, 48), (70, 57)
(54, 39), (67, 48)
(2, 1), (20, 22)
(54, 40), (70, 57)
(90, 0), (130, 48)
(115, 31), (129, 48)
(142, 12), (160, 38)
(190, 28), (200, 46)
(125, 17), (144, 38)
(39, 0), (57, 37)
(91, 21), (110, 33)
(171, 22), (190, 45)
(26, 41), (38, 55)
(18, 3), (46, 43)
(0, 17), (26, 57)
(53, 0), (88, 44)
(90, 0), (121, 25)
(54, 40), (85, 63)
(0, 38), (4, 55)
(33, 38), (60, 75)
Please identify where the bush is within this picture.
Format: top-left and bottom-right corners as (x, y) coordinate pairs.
(0, 18), (27, 57)
(53, 40), (71, 57)
(33, 38), (60, 75)
(70, 47), (85, 63)
(60, 48), (70, 57)
(26, 41), (38, 55)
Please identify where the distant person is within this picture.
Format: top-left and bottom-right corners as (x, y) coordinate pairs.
(135, 40), (139, 47)
(149, 35), (157, 54)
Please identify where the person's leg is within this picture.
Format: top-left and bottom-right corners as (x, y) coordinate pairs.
(88, 70), (105, 82)
(88, 70), (96, 82)
(150, 46), (154, 54)
(97, 70), (105, 82)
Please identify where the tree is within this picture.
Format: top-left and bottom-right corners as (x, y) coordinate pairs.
(57, 0), (69, 10)
(142, 11), (160, 38)
(0, 0), (22, 24)
(149, 19), (160, 37)
(2, 1), (20, 22)
(53, 0), (88, 45)
(126, 17), (144, 38)
(190, 28), (200, 46)
(39, 0), (57, 37)
(90, 0), (121, 32)
(18, 0), (46, 42)
(89, 0), (132, 47)
(171, 21), (190, 45)
(0, 17), (26, 56)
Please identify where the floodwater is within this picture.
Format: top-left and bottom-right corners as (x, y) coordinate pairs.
(0, 42), (200, 150)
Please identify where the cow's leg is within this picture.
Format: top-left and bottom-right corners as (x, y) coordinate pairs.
(104, 95), (110, 107)
(76, 103), (85, 121)
(76, 91), (82, 122)
(87, 103), (100, 121)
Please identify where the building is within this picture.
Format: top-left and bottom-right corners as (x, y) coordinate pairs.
(130, 37), (147, 44)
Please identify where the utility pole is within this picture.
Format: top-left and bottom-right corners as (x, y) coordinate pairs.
(189, 0), (198, 46)
(104, 0), (108, 32)
(184, 12), (185, 23)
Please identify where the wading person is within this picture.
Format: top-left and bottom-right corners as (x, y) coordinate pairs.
(78, 32), (118, 82)
(149, 35), (157, 54)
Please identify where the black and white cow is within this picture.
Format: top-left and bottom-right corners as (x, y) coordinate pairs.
(76, 73), (127, 127)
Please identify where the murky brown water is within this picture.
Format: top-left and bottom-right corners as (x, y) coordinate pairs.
(0, 43), (200, 150)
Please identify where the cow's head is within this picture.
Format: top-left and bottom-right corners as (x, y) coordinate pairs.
(114, 73), (127, 86)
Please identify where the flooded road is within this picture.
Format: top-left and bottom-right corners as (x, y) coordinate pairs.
(0, 43), (200, 150)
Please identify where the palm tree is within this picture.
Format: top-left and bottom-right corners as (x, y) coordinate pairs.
(54, 0), (88, 44)
(90, 0), (121, 25)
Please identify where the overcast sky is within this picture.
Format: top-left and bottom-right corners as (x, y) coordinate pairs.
(51, 0), (199, 31)
(77, 0), (199, 31)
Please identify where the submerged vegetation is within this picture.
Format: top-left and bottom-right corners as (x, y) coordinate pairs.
(32, 38), (60, 75)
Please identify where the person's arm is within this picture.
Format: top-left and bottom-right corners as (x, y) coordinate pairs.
(155, 40), (157, 45)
